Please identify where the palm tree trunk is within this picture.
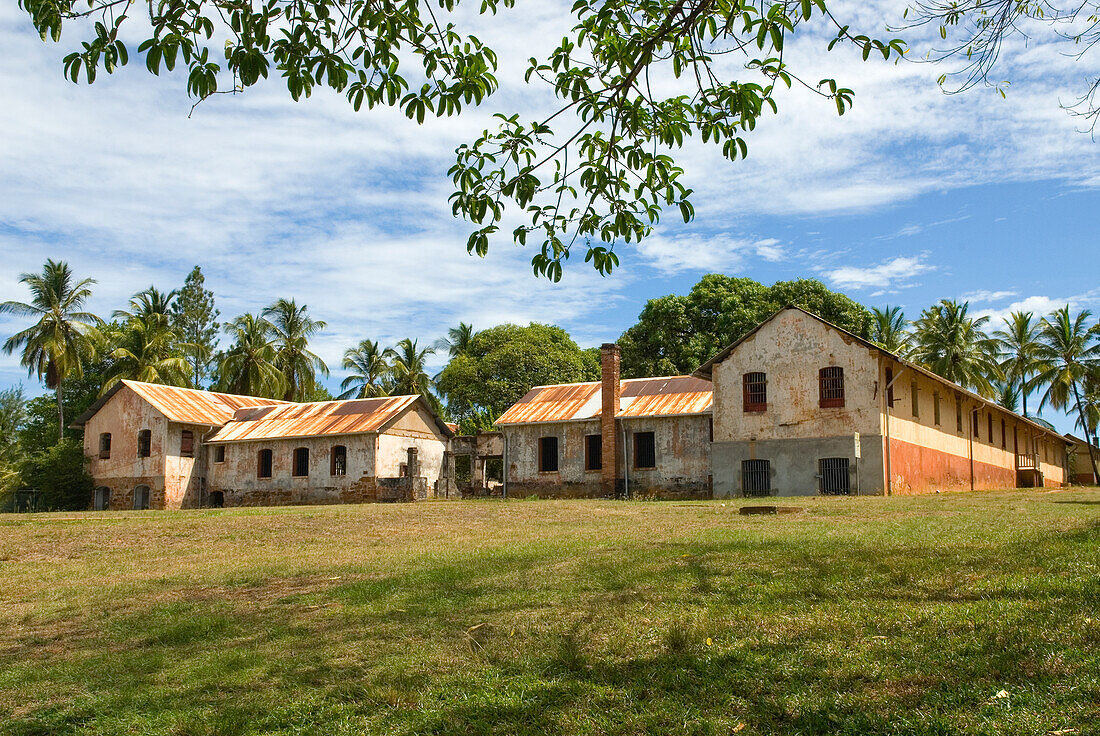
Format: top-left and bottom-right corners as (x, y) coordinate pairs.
(56, 380), (65, 442)
(1071, 379), (1100, 482)
(1021, 375), (1028, 417)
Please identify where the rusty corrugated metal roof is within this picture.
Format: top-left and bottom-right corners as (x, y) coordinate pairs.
(122, 380), (288, 426)
(495, 376), (711, 426)
(208, 395), (421, 442)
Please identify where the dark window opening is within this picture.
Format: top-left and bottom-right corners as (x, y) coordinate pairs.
(214, 445), (225, 463)
(988, 414), (994, 445)
(885, 368), (895, 407)
(454, 454), (472, 483)
(137, 429), (151, 458)
(743, 372), (767, 412)
(956, 398), (963, 432)
(1001, 419), (1007, 450)
(538, 436), (559, 473)
(933, 392), (941, 426)
(819, 458), (851, 495)
(331, 445), (347, 476)
(133, 485), (150, 510)
(209, 491), (224, 508)
(99, 433), (112, 459)
(911, 381), (919, 418)
(741, 459), (771, 496)
(973, 411), (980, 438)
(180, 430), (194, 458)
(708, 416), (713, 442)
(585, 434), (602, 471)
(258, 449), (273, 478)
(293, 447), (309, 477)
(819, 367), (845, 408)
(634, 431), (656, 469)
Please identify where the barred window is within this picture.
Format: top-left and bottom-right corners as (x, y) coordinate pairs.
(633, 432), (656, 469)
(741, 459), (771, 496)
(293, 447), (310, 477)
(331, 445), (347, 476)
(584, 434), (602, 471)
(98, 433), (112, 459)
(257, 449), (273, 478)
(743, 372), (767, 412)
(180, 430), (194, 458)
(137, 429), (151, 458)
(819, 367), (845, 408)
(538, 436), (559, 473)
(214, 445), (225, 463)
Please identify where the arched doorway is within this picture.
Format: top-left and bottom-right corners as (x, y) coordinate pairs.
(94, 487), (111, 511)
(133, 485), (150, 510)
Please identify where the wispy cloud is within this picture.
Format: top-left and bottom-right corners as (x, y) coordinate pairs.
(821, 254), (936, 291)
(959, 289), (1018, 304)
(634, 234), (788, 275)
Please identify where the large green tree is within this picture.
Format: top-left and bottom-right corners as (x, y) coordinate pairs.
(1, 260), (103, 439)
(19, 0), (903, 279)
(263, 299), (329, 401)
(993, 311), (1044, 418)
(870, 305), (910, 355)
(910, 300), (1001, 397)
(1034, 307), (1100, 481)
(170, 266), (221, 389)
(618, 276), (872, 378)
(437, 323), (594, 421)
(339, 339), (393, 399)
(217, 313), (286, 398)
(100, 315), (193, 393)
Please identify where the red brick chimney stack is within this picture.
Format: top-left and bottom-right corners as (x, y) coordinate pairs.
(600, 343), (621, 496)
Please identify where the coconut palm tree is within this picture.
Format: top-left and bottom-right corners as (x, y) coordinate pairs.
(910, 300), (1002, 397)
(100, 315), (193, 393)
(434, 322), (475, 358)
(0, 260), (102, 439)
(217, 313), (286, 398)
(993, 311), (1045, 418)
(339, 339), (393, 399)
(870, 305), (910, 355)
(1035, 306), (1100, 480)
(112, 286), (177, 323)
(994, 379), (1020, 413)
(263, 299), (329, 401)
(388, 338), (435, 397)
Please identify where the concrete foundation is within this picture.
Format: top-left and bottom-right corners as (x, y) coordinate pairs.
(712, 434), (884, 497)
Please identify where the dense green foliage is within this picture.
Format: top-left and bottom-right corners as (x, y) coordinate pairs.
(170, 266), (221, 388)
(618, 276), (872, 377)
(18, 437), (94, 510)
(437, 323), (597, 422)
(2, 492), (1100, 732)
(910, 300), (1002, 397)
(17, 0), (906, 279)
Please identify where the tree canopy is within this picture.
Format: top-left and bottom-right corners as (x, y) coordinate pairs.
(18, 0), (905, 279)
(436, 323), (597, 421)
(618, 275), (872, 377)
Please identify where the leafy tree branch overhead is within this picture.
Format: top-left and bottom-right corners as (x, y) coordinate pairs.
(18, 0), (904, 279)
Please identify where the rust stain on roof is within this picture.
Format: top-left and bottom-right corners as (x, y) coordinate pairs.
(495, 376), (711, 426)
(123, 380), (287, 426)
(209, 395), (420, 442)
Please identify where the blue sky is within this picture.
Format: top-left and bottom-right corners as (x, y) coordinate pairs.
(1, 1), (1098, 436)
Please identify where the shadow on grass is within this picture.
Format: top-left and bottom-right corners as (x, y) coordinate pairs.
(4, 521), (1100, 735)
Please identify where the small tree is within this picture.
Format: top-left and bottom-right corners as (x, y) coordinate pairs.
(170, 267), (220, 388)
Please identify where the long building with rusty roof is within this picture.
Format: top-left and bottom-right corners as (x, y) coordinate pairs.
(73, 380), (453, 510)
(493, 347), (715, 499)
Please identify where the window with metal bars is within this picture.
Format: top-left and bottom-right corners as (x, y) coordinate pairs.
(819, 457), (851, 495)
(137, 429), (151, 458)
(741, 459), (771, 496)
(293, 447), (309, 477)
(180, 430), (194, 458)
(538, 436), (559, 473)
(331, 445), (347, 476)
(257, 449), (273, 478)
(99, 433), (111, 459)
(743, 372), (767, 412)
(633, 431), (656, 469)
(819, 367), (845, 408)
(214, 445), (225, 463)
(584, 434), (601, 471)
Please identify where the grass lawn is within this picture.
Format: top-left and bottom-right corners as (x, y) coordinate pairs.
(2, 489), (1099, 736)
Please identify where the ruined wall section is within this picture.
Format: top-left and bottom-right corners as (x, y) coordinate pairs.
(82, 384), (169, 509)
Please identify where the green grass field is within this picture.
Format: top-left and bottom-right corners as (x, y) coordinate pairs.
(2, 489), (1099, 736)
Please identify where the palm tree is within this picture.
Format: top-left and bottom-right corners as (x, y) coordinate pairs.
(100, 315), (193, 393)
(0, 260), (102, 439)
(994, 379), (1020, 413)
(911, 300), (1002, 397)
(339, 340), (393, 399)
(434, 322), (475, 358)
(112, 286), (177, 323)
(217, 313), (286, 398)
(388, 338), (435, 397)
(263, 299), (329, 401)
(993, 311), (1044, 417)
(1035, 306), (1100, 480)
(870, 305), (910, 355)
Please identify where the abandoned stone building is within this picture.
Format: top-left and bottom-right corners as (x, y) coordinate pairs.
(694, 306), (1070, 496)
(74, 380), (452, 509)
(494, 344), (714, 498)
(73, 380), (288, 510)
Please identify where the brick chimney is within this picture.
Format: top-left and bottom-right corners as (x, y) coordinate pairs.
(600, 343), (621, 496)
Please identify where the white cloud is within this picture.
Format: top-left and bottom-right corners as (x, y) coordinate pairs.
(634, 234), (789, 275)
(959, 289), (1018, 304)
(821, 254), (936, 291)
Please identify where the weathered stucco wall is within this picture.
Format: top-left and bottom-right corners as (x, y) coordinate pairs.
(882, 358), (1067, 493)
(502, 415), (711, 499)
(164, 422), (210, 509)
(375, 403), (448, 486)
(83, 384), (169, 510)
(710, 309), (883, 443)
(712, 434), (883, 497)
